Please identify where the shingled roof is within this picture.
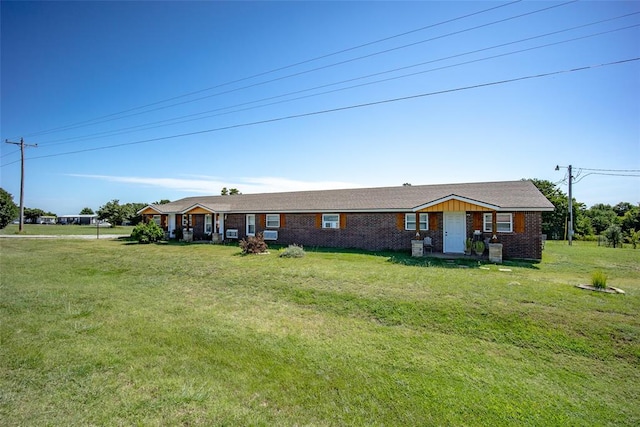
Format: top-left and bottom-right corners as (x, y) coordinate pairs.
(144, 180), (554, 214)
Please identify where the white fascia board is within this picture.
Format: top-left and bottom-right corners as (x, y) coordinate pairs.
(180, 203), (218, 214)
(137, 205), (162, 215)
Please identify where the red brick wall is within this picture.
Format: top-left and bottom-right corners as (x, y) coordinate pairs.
(465, 211), (543, 260)
(225, 211), (543, 259)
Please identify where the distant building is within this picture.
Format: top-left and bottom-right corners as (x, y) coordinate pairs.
(57, 214), (97, 225)
(36, 216), (57, 225)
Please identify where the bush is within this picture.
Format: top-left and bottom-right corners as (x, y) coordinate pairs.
(239, 232), (268, 254)
(591, 271), (608, 289)
(131, 221), (164, 243)
(280, 244), (305, 258)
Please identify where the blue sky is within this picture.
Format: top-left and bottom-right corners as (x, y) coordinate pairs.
(1, 0), (639, 215)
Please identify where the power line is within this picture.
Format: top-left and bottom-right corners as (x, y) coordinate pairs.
(577, 168), (640, 173)
(573, 170), (640, 183)
(9, 1), (524, 140)
(3, 57), (636, 167)
(10, 1), (577, 141)
(23, 13), (638, 153)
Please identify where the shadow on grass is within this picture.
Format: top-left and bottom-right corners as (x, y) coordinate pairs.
(295, 246), (540, 269)
(385, 252), (540, 269)
(117, 239), (540, 269)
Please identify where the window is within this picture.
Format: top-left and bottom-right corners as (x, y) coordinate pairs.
(266, 214), (280, 228)
(205, 214), (212, 234)
(322, 214), (340, 229)
(483, 213), (513, 233)
(246, 214), (256, 236)
(405, 213), (428, 231)
(152, 215), (162, 226)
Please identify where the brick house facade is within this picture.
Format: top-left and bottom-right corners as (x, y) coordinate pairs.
(139, 180), (554, 260)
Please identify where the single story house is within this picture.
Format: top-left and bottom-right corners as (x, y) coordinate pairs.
(36, 215), (57, 225)
(138, 180), (554, 260)
(57, 214), (98, 225)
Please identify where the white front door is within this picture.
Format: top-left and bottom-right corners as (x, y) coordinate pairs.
(444, 212), (466, 253)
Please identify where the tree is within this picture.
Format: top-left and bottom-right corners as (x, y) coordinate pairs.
(97, 199), (126, 227)
(621, 205), (640, 236)
(0, 188), (19, 229)
(122, 202), (147, 226)
(531, 179), (568, 239)
(153, 199), (171, 205)
(626, 228), (639, 249)
(80, 207), (94, 215)
(575, 215), (594, 237)
(604, 224), (623, 248)
(24, 207), (46, 223)
(222, 187), (241, 195)
(585, 204), (618, 235)
(613, 202), (634, 217)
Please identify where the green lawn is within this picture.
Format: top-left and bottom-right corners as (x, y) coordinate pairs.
(0, 224), (134, 236)
(1, 239), (638, 426)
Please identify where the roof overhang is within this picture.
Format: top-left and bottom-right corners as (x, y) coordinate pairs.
(138, 205), (163, 215)
(413, 195), (499, 212)
(182, 203), (217, 214)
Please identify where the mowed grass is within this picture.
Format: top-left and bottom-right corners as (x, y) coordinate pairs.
(0, 224), (134, 236)
(1, 239), (638, 426)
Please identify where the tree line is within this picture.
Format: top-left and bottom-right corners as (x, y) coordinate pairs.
(531, 179), (639, 247)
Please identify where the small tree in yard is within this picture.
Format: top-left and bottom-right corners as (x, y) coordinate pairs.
(131, 221), (164, 243)
(239, 232), (268, 254)
(604, 225), (623, 248)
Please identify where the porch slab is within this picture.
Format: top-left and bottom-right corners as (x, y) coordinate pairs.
(422, 252), (487, 261)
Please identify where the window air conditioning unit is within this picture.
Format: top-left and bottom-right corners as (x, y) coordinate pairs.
(225, 229), (239, 239)
(263, 230), (278, 240)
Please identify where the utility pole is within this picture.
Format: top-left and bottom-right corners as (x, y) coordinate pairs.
(567, 164), (573, 246)
(5, 138), (38, 233)
(555, 164), (574, 246)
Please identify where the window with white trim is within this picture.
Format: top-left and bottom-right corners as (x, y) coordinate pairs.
(405, 213), (428, 231)
(483, 213), (513, 233)
(205, 214), (212, 233)
(266, 214), (280, 228)
(246, 214), (256, 236)
(152, 215), (162, 226)
(322, 214), (340, 229)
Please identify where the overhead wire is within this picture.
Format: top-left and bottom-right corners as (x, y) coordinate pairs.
(9, 0), (524, 140)
(17, 1), (623, 152)
(3, 57), (637, 167)
(23, 17), (639, 152)
(573, 167), (640, 183)
(8, 0), (579, 143)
